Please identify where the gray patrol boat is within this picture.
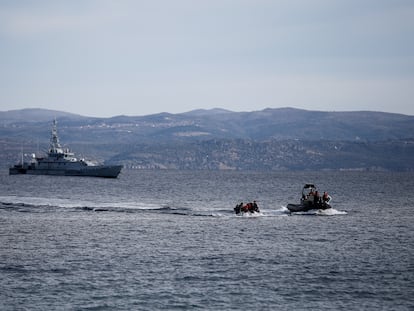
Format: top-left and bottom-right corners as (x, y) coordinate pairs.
(9, 120), (122, 178)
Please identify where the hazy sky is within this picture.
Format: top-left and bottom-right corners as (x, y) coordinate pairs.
(1, 0), (413, 117)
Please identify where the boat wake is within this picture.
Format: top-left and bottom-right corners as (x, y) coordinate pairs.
(316, 208), (347, 216)
(0, 196), (174, 213)
(0, 196), (346, 217)
(287, 207), (347, 216)
(211, 206), (291, 218)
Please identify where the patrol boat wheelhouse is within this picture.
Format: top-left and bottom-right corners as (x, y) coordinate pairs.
(9, 120), (122, 178)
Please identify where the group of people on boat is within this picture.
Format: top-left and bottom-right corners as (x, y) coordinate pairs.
(303, 189), (331, 206)
(285, 184), (334, 212)
(234, 201), (260, 214)
(234, 184), (333, 214)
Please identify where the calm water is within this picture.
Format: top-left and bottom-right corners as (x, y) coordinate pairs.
(0, 170), (413, 310)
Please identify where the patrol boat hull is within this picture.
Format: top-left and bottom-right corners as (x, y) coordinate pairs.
(9, 165), (122, 178)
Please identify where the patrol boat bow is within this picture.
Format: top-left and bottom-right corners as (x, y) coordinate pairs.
(9, 120), (122, 178)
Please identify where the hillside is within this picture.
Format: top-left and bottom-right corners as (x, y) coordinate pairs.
(1, 108), (414, 171)
(0, 108), (84, 124)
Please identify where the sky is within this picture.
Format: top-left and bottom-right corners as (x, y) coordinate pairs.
(0, 0), (413, 117)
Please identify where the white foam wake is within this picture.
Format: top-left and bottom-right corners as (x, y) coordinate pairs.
(0, 195), (165, 211)
(316, 208), (347, 216)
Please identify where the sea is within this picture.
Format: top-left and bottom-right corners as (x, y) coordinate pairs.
(0, 169), (413, 310)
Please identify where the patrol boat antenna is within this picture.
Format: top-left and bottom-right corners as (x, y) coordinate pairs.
(50, 119), (63, 155)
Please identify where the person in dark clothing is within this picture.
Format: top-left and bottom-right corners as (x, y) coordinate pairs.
(323, 192), (331, 203)
(252, 200), (259, 213)
(234, 202), (243, 214)
(314, 191), (320, 206)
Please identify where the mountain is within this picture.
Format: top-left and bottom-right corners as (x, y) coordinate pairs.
(1, 108), (414, 171)
(0, 108), (84, 124)
(2, 107), (413, 142)
(181, 108), (234, 117)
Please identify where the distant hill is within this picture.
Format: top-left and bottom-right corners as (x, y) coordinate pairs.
(1, 107), (413, 170)
(181, 108), (234, 117)
(0, 108), (84, 124)
(1, 107), (413, 141)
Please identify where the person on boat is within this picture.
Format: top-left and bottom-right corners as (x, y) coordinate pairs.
(322, 192), (331, 203)
(314, 191), (320, 206)
(307, 188), (315, 202)
(252, 200), (259, 213)
(234, 202), (243, 214)
(242, 203), (250, 213)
